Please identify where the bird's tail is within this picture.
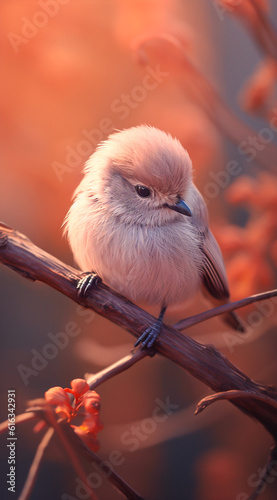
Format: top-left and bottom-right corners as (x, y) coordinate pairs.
(223, 310), (245, 333)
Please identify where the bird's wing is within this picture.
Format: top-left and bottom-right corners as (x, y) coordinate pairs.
(190, 185), (230, 300)
(200, 230), (230, 300)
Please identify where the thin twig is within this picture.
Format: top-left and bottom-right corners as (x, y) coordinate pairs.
(0, 412), (37, 435)
(248, 445), (277, 500)
(18, 427), (54, 500)
(61, 422), (145, 500)
(86, 348), (148, 390)
(195, 390), (277, 415)
(174, 289), (277, 330)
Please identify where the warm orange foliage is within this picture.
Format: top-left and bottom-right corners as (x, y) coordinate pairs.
(215, 173), (277, 299)
(241, 59), (277, 113)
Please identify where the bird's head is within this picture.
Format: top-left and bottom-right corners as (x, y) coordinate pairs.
(83, 125), (193, 226)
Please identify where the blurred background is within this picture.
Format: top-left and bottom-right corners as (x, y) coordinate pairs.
(1, 1), (277, 499)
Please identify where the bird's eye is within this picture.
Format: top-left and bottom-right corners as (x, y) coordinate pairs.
(135, 185), (151, 198)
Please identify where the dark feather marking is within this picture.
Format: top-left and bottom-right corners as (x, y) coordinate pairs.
(201, 255), (229, 300)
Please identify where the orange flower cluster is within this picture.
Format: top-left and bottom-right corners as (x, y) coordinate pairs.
(215, 172), (277, 299)
(45, 379), (103, 451)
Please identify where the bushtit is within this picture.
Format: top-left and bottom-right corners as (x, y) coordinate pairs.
(64, 125), (244, 348)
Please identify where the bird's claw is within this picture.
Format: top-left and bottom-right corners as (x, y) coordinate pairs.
(77, 272), (101, 298)
(135, 323), (160, 351)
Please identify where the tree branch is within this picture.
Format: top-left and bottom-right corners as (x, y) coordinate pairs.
(36, 406), (144, 500)
(0, 222), (277, 440)
(18, 427), (55, 500)
(195, 390), (277, 415)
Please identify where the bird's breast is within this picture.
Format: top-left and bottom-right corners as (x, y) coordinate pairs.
(86, 217), (203, 307)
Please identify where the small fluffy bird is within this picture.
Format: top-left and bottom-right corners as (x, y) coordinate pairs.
(64, 125), (243, 348)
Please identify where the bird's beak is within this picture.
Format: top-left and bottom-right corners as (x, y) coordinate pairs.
(165, 199), (192, 217)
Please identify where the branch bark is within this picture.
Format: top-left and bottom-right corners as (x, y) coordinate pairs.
(1, 222), (277, 440)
